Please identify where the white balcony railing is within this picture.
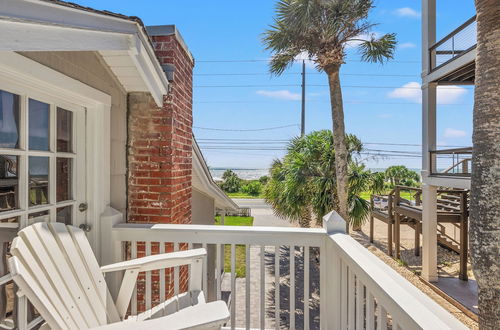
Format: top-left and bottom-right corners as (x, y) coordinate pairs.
(97, 211), (467, 330)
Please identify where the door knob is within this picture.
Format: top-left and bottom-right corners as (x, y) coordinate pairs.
(79, 203), (88, 212)
(79, 224), (91, 232)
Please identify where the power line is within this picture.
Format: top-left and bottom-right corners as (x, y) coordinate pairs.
(196, 58), (421, 64)
(193, 124), (299, 132)
(194, 72), (419, 77)
(194, 84), (473, 89)
(194, 100), (472, 106)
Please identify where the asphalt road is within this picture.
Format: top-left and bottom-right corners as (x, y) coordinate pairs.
(231, 198), (292, 227)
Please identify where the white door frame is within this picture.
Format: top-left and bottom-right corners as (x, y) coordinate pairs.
(0, 51), (112, 255)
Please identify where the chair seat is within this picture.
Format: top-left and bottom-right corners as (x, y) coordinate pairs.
(92, 301), (229, 330)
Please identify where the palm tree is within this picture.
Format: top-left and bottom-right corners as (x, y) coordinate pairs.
(470, 1), (500, 328)
(263, 0), (396, 227)
(264, 131), (380, 229)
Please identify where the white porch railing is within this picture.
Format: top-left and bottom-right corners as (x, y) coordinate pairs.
(101, 211), (467, 330)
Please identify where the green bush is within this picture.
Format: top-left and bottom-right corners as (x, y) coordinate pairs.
(241, 181), (262, 196)
(220, 175), (241, 193)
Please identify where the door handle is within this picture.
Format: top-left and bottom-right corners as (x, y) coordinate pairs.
(79, 224), (91, 232)
(79, 203), (88, 212)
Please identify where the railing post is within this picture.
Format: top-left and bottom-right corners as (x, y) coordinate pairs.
(322, 211), (346, 330)
(100, 206), (125, 300)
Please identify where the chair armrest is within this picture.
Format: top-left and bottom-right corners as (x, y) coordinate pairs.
(101, 248), (206, 273)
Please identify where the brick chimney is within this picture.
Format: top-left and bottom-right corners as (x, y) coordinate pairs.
(126, 25), (194, 311)
(128, 25), (194, 226)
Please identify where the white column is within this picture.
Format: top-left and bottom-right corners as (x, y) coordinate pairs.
(422, 184), (438, 282)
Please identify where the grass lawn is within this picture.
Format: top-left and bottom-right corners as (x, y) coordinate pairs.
(214, 216), (254, 277)
(227, 192), (263, 199)
(360, 191), (417, 202)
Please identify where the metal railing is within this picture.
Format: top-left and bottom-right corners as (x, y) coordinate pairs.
(429, 16), (477, 71)
(430, 147), (473, 177)
(100, 212), (467, 329)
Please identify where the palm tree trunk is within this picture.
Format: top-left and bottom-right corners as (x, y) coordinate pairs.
(325, 64), (350, 231)
(471, 1), (500, 329)
(299, 207), (311, 228)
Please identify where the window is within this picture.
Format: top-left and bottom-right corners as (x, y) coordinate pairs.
(0, 89), (80, 228)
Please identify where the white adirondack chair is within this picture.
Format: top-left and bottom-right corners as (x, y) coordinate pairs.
(8, 222), (229, 329)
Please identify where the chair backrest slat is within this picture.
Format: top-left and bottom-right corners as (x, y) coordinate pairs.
(10, 238), (76, 330)
(9, 223), (112, 329)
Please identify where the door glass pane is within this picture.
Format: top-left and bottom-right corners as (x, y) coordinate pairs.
(29, 156), (49, 206)
(29, 99), (50, 151)
(0, 215), (19, 224)
(57, 108), (73, 153)
(28, 210), (49, 225)
(0, 90), (20, 149)
(56, 158), (72, 202)
(56, 206), (72, 225)
(0, 155), (18, 212)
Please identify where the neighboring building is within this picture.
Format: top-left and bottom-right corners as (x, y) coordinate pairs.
(421, 0), (476, 282)
(0, 0), (236, 307)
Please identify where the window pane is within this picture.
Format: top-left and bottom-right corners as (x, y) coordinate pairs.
(56, 206), (72, 225)
(57, 108), (73, 152)
(29, 156), (49, 206)
(56, 158), (72, 202)
(0, 215), (19, 224)
(0, 90), (20, 148)
(28, 210), (49, 225)
(29, 99), (50, 151)
(0, 155), (19, 212)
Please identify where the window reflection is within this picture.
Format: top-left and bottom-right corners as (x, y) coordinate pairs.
(28, 210), (49, 225)
(0, 90), (20, 149)
(29, 99), (50, 151)
(29, 156), (49, 206)
(57, 108), (73, 153)
(56, 158), (72, 202)
(0, 155), (19, 212)
(56, 206), (72, 225)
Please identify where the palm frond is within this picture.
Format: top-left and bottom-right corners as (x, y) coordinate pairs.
(357, 33), (397, 63)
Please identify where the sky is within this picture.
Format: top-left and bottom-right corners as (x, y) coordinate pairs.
(74, 0), (476, 170)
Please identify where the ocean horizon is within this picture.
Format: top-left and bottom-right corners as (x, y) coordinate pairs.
(210, 167), (422, 181)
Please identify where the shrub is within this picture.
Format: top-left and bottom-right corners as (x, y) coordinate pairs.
(241, 181), (261, 196)
(220, 175), (241, 193)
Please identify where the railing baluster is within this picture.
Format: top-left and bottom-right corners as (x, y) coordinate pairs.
(174, 243), (179, 296)
(366, 291), (375, 330)
(131, 241), (137, 315)
(355, 278), (364, 330)
(245, 244), (251, 329)
(260, 245), (265, 330)
(290, 245), (295, 330)
(348, 268), (355, 329)
(377, 305), (387, 330)
(145, 242), (151, 311)
(216, 243), (221, 301)
(159, 242), (165, 304)
(275, 245), (280, 330)
(231, 244), (236, 329)
(202, 243), (208, 299)
(304, 246), (310, 330)
(341, 262), (348, 330)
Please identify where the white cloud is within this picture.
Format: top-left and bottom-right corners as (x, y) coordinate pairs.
(399, 42), (416, 49)
(388, 82), (421, 103)
(444, 128), (467, 138)
(294, 51), (317, 69)
(387, 82), (468, 104)
(256, 90), (301, 101)
(394, 7), (420, 18)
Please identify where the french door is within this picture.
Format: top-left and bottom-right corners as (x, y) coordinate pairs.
(0, 87), (87, 230)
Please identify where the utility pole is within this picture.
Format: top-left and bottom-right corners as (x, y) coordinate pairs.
(301, 60), (306, 136)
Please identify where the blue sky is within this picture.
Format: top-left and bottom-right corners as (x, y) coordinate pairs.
(75, 0), (475, 170)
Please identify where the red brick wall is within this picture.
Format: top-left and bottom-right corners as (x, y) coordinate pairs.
(126, 28), (194, 312)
